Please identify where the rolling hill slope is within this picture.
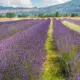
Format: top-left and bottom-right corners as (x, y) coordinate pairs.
(35, 0), (80, 14)
(0, 0), (80, 15)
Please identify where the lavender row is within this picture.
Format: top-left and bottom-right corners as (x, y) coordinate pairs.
(0, 19), (50, 80)
(53, 19), (75, 52)
(60, 18), (80, 25)
(0, 19), (33, 24)
(0, 19), (43, 40)
(53, 19), (80, 80)
(53, 19), (80, 52)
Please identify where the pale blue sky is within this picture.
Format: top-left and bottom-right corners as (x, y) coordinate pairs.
(31, 0), (43, 7)
(31, 0), (71, 7)
(0, 0), (71, 8)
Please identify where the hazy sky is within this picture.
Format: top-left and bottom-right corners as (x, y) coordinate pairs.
(0, 0), (71, 8)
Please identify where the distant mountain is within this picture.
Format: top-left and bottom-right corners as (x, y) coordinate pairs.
(0, 6), (38, 15)
(0, 0), (80, 15)
(0, 6), (13, 10)
(34, 0), (80, 14)
(0, 6), (37, 10)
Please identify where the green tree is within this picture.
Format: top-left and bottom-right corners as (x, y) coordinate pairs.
(6, 13), (16, 18)
(71, 13), (78, 17)
(63, 14), (69, 17)
(0, 15), (3, 18)
(37, 13), (44, 18)
(18, 14), (28, 18)
(55, 12), (60, 17)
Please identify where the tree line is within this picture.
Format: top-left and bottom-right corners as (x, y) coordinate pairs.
(0, 13), (29, 18)
(0, 12), (80, 18)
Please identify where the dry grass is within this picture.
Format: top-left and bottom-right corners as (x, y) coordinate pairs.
(0, 18), (28, 22)
(62, 21), (80, 33)
(0, 17), (49, 22)
(0, 17), (80, 22)
(58, 17), (80, 20)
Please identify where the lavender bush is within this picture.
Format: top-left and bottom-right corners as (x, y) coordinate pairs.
(60, 18), (80, 25)
(0, 19), (50, 80)
(0, 19), (42, 40)
(53, 18), (80, 80)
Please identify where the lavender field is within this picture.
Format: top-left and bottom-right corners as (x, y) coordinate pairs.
(0, 18), (80, 80)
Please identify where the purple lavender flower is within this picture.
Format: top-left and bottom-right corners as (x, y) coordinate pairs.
(0, 19), (50, 80)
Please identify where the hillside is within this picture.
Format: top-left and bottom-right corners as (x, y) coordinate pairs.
(33, 0), (80, 14)
(0, 0), (80, 15)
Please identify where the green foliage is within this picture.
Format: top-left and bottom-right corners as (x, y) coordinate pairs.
(0, 15), (3, 18)
(71, 13), (78, 17)
(0, 14), (6, 18)
(59, 46), (80, 79)
(42, 20), (64, 80)
(37, 13), (44, 17)
(69, 46), (80, 60)
(34, 12), (79, 18)
(45, 38), (57, 52)
(18, 14), (28, 18)
(63, 14), (70, 17)
(35, 12), (61, 18)
(43, 14), (55, 17)
(6, 13), (16, 18)
(55, 12), (60, 17)
(59, 53), (71, 79)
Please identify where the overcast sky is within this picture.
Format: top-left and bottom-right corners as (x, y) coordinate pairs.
(0, 0), (71, 8)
